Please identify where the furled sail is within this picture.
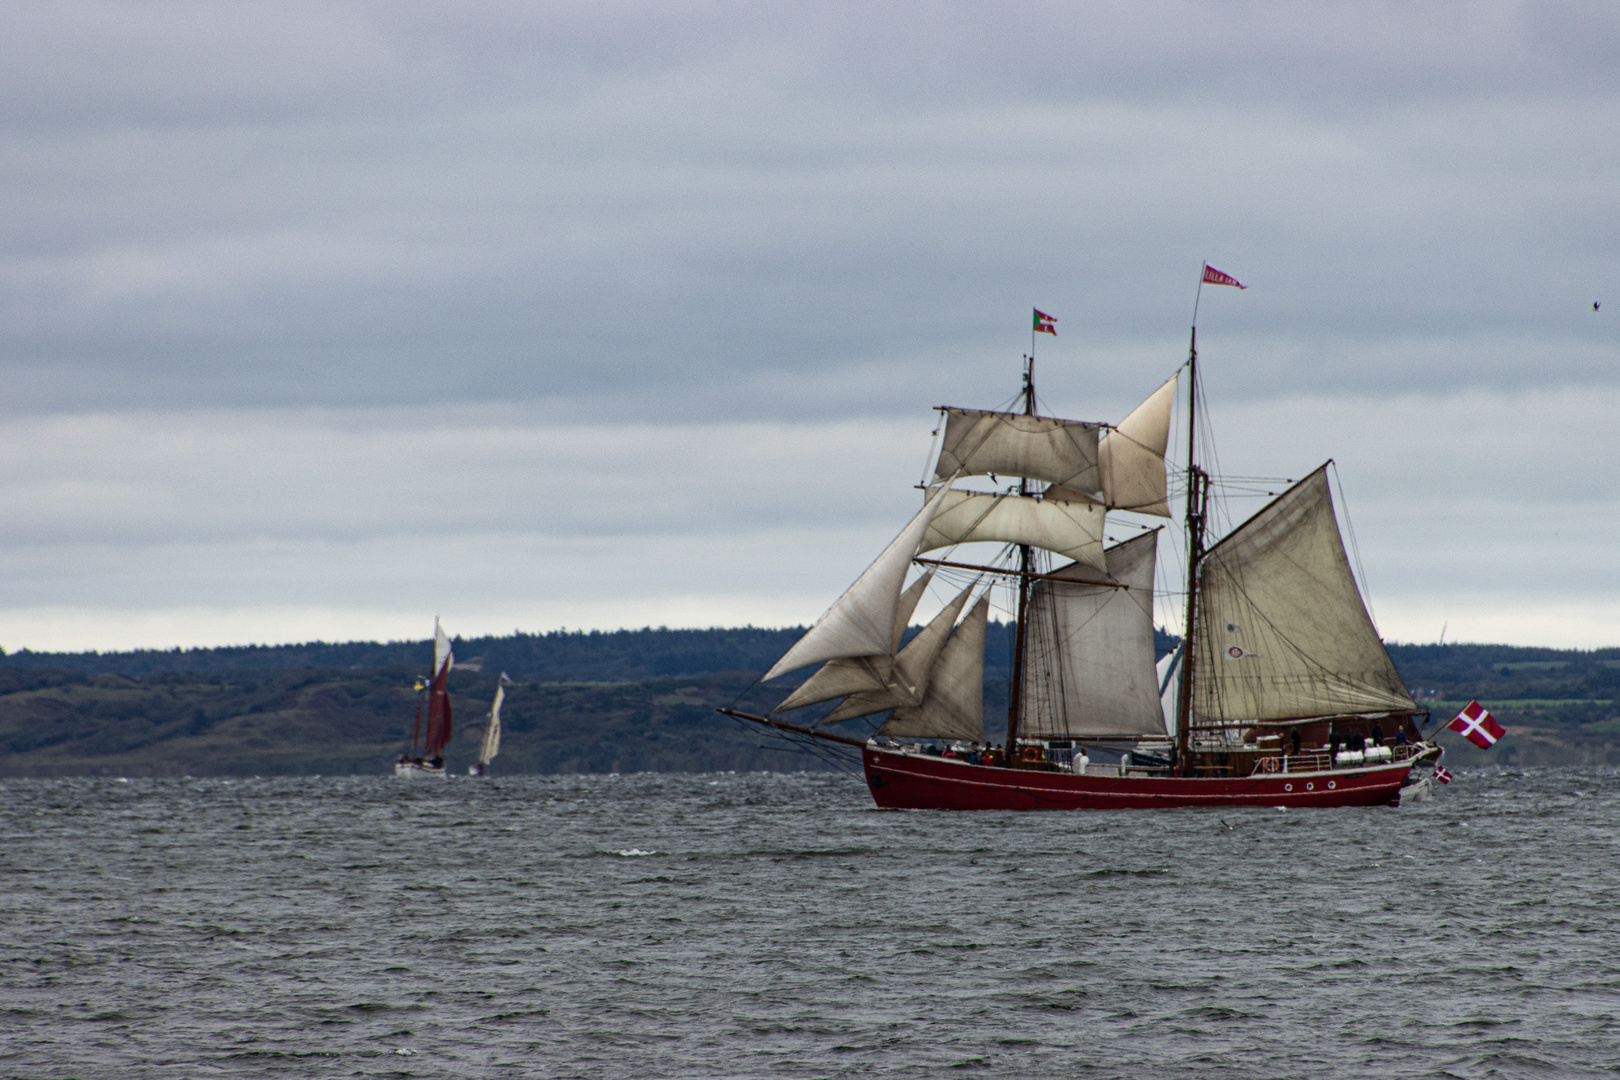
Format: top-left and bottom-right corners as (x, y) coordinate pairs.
(1019, 531), (1166, 738)
(765, 484), (953, 681)
(934, 408), (1101, 493)
(772, 572), (933, 713)
(879, 595), (990, 742)
(919, 489), (1107, 572)
(818, 583), (974, 725)
(1193, 466), (1415, 724)
(1099, 372), (1177, 517)
(477, 677), (507, 766)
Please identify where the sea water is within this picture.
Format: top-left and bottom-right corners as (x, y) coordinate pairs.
(1, 767), (1615, 1078)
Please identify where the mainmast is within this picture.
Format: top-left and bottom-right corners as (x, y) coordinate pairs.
(1174, 326), (1206, 773)
(1005, 355), (1036, 766)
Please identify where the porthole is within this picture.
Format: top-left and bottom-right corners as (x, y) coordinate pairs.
(1306, 782), (1314, 791)
(1284, 783), (1293, 792)
(1327, 781), (1336, 790)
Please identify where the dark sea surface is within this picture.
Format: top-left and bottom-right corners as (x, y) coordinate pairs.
(1, 767), (1616, 1079)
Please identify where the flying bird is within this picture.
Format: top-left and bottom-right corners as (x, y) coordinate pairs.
(1596, 302), (1602, 311)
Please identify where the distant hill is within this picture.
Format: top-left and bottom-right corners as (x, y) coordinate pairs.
(0, 623), (1181, 682)
(2, 629), (1617, 776)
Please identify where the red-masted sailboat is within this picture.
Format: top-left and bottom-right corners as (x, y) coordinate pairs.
(395, 618), (454, 778)
(723, 293), (1442, 809)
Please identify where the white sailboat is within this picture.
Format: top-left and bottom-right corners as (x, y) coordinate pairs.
(469, 673), (510, 776)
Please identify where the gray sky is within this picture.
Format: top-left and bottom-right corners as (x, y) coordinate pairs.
(1, 1), (1617, 650)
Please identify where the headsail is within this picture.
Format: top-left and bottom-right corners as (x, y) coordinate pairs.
(919, 489), (1107, 572)
(879, 594), (990, 742)
(1099, 372), (1177, 517)
(818, 583), (976, 724)
(1193, 466), (1414, 724)
(772, 571), (933, 713)
(1019, 531), (1166, 738)
(765, 484), (953, 681)
(934, 409), (1101, 493)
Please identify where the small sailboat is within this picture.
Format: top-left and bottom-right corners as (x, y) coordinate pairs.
(395, 618), (454, 778)
(468, 673), (510, 776)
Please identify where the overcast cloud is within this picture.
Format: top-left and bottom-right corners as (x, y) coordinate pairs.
(1, 1), (1617, 651)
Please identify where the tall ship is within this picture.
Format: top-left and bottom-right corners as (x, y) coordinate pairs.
(395, 618), (454, 778)
(724, 294), (1442, 809)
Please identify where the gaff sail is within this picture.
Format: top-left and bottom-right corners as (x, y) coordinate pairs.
(1193, 466), (1415, 725)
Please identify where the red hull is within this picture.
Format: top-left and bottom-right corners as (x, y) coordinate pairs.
(862, 746), (1421, 810)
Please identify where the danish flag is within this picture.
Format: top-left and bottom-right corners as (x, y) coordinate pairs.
(1433, 765), (1453, 784)
(1447, 700), (1505, 749)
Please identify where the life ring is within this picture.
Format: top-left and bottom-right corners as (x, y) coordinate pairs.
(1260, 756), (1280, 773)
(1022, 746), (1042, 762)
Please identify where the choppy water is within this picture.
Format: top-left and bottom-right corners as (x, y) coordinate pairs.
(1, 767), (1616, 1078)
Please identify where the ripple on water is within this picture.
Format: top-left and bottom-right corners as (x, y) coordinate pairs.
(0, 768), (1615, 1078)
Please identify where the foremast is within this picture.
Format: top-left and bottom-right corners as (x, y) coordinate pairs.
(1005, 354), (1037, 767)
(1174, 326), (1205, 775)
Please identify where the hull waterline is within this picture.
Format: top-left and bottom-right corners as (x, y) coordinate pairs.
(861, 745), (1429, 810)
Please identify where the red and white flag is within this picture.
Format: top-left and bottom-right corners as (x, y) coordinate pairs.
(1448, 700), (1505, 749)
(1202, 265), (1246, 289)
(1433, 765), (1453, 784)
(1033, 308), (1057, 335)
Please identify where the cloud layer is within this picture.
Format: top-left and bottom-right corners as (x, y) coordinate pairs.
(0, 2), (1616, 649)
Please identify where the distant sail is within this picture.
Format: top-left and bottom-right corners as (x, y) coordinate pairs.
(477, 681), (505, 766)
(1099, 372), (1177, 517)
(934, 409), (1101, 492)
(772, 571), (934, 713)
(1193, 467), (1414, 724)
(880, 595), (990, 742)
(1019, 531), (1165, 738)
(765, 484), (952, 681)
(919, 489), (1106, 572)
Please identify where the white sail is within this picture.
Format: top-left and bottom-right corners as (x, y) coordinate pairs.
(433, 617), (453, 677)
(765, 484), (953, 681)
(478, 681), (505, 765)
(919, 489), (1107, 572)
(880, 595), (990, 742)
(934, 408), (1101, 492)
(817, 582), (974, 724)
(1193, 467), (1415, 724)
(1019, 531), (1166, 738)
(1099, 372), (1177, 517)
(772, 572), (934, 713)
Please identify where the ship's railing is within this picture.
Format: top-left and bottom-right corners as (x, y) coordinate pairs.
(1248, 742), (1430, 777)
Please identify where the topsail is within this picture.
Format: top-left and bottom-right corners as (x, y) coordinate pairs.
(1099, 373), (1177, 517)
(934, 408), (1101, 493)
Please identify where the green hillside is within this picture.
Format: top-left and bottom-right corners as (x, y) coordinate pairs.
(1, 631), (1618, 775)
